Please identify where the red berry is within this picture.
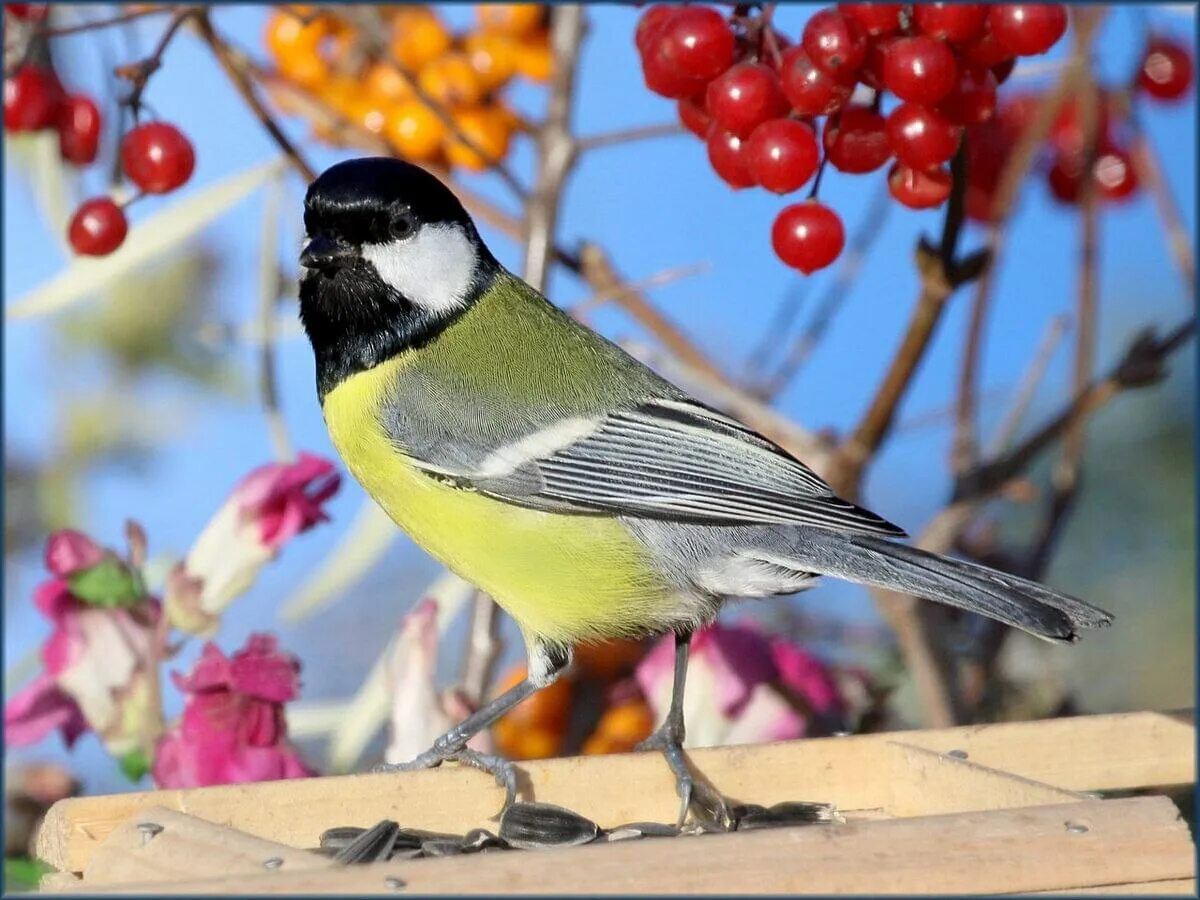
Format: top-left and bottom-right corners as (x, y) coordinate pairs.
(780, 45), (854, 116)
(1049, 93), (1113, 163)
(635, 5), (676, 56)
(1137, 38), (1194, 102)
(965, 118), (1012, 221)
(991, 58), (1017, 84)
(888, 163), (952, 209)
(884, 36), (959, 104)
(642, 45), (709, 99)
(997, 90), (1042, 142)
(705, 125), (754, 189)
(1046, 154), (1082, 204)
(823, 105), (890, 173)
(886, 102), (961, 169)
(988, 5), (1068, 57)
(659, 7), (735, 82)
(913, 4), (988, 42)
(772, 202), (845, 273)
(860, 36), (899, 90)
(68, 197), (128, 256)
(705, 62), (790, 138)
(802, 8), (867, 78)
(745, 118), (820, 194)
(938, 66), (997, 125)
(837, 3), (902, 37)
(57, 94), (101, 165)
(121, 121), (195, 193)
(4, 66), (62, 131)
(677, 95), (712, 138)
(5, 4), (46, 21)
(958, 30), (1016, 69)
(1093, 145), (1138, 202)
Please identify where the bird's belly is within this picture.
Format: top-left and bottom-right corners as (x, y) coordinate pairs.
(321, 376), (681, 645)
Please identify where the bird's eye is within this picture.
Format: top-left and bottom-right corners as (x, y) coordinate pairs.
(391, 213), (416, 240)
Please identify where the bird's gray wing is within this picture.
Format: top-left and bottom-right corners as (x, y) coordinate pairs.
(406, 396), (906, 537)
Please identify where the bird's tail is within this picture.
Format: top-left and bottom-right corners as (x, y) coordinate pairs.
(790, 529), (1113, 642)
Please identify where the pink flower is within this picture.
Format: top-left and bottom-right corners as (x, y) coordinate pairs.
(152, 634), (314, 788)
(635, 620), (855, 749)
(164, 453), (340, 635)
(384, 598), (490, 765)
(4, 530), (162, 763)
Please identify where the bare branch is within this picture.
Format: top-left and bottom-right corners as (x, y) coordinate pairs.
(951, 8), (1107, 475)
(577, 122), (684, 152)
(1128, 119), (1197, 298)
(985, 314), (1072, 456)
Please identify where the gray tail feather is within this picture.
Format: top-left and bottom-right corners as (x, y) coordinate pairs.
(793, 530), (1114, 643)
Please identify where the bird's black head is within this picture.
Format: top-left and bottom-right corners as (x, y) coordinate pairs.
(298, 157), (498, 399)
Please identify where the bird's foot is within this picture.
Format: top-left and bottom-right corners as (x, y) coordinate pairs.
(374, 744), (519, 810)
(636, 725), (736, 832)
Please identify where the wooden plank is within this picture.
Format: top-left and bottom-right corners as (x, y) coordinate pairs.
(36, 709), (1194, 873)
(71, 797), (1195, 895)
(79, 807), (335, 887)
(1026, 878), (1197, 895)
(884, 742), (1088, 816)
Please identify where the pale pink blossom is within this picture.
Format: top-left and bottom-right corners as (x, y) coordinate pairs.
(4, 530), (162, 762)
(152, 634), (313, 788)
(165, 453), (340, 634)
(635, 620), (853, 749)
(384, 599), (490, 765)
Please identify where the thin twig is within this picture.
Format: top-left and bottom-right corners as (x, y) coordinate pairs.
(577, 122), (684, 152)
(195, 13), (316, 182)
(41, 5), (178, 38)
(567, 261), (711, 318)
(579, 243), (728, 383)
(955, 317), (1195, 502)
(985, 314), (1072, 456)
(755, 183), (892, 397)
(950, 8), (1107, 475)
(118, 6), (199, 118)
(1127, 119), (1197, 298)
(828, 138), (983, 498)
(460, 591), (502, 708)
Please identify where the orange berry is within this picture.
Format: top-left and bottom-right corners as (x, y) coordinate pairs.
(476, 3), (546, 38)
(264, 10), (327, 62)
(463, 31), (519, 92)
(390, 7), (453, 72)
(599, 699), (655, 745)
(513, 32), (553, 83)
(581, 733), (622, 756)
(318, 75), (360, 118)
(574, 638), (648, 682)
(279, 49), (329, 90)
(364, 62), (415, 104)
(418, 53), (487, 108)
(383, 99), (447, 161)
(491, 662), (572, 734)
(347, 97), (388, 135)
(445, 105), (513, 171)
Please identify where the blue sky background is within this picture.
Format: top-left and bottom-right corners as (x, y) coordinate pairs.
(4, 4), (1196, 794)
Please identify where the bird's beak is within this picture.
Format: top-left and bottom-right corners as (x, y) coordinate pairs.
(300, 234), (357, 270)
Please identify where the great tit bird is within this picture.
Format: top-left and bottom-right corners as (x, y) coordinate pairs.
(298, 157), (1112, 828)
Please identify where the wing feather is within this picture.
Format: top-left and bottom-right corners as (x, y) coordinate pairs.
(413, 398), (906, 537)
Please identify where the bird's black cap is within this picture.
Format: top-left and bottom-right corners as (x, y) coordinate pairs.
(303, 157), (472, 246)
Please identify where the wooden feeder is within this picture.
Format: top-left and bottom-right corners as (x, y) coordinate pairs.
(34, 709), (1195, 894)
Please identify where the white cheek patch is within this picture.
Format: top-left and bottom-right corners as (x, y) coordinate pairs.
(362, 225), (478, 315)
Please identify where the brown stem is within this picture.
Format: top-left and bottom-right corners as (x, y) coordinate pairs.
(577, 122), (684, 152)
(523, 5), (586, 293)
(950, 8), (1108, 476)
(955, 318), (1195, 502)
(195, 14), (316, 182)
(41, 5), (178, 38)
(986, 314), (1072, 456)
(1128, 123), (1196, 298)
(827, 140), (982, 498)
(118, 5), (199, 118)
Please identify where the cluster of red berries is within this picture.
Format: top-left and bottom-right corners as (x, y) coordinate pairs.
(967, 33), (1192, 219)
(4, 6), (197, 257)
(637, 3), (1077, 273)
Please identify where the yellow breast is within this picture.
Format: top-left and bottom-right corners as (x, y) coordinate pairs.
(320, 356), (675, 645)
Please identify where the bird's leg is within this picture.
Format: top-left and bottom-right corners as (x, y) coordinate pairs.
(635, 630), (736, 831)
(375, 640), (570, 810)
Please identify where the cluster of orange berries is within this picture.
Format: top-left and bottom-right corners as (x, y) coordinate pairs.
(264, 4), (550, 171)
(491, 639), (656, 760)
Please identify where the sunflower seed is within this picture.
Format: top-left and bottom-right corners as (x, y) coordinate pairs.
(333, 820), (400, 864)
(499, 802), (599, 850)
(737, 801), (840, 831)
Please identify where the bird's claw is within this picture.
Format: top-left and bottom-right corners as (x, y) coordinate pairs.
(374, 746), (519, 811)
(637, 726), (735, 832)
